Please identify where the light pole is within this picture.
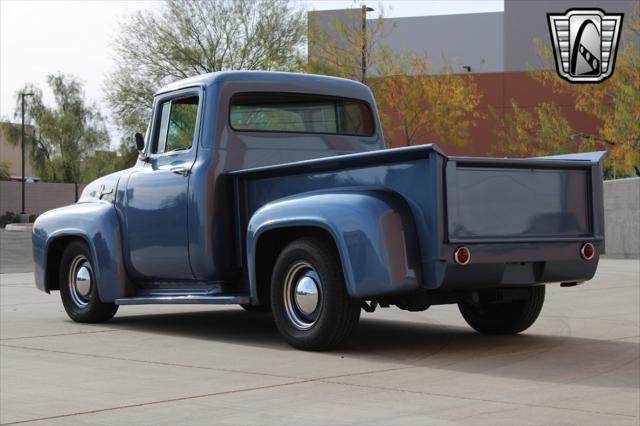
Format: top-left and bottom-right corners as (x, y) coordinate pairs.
(20, 92), (33, 220)
(361, 5), (374, 84)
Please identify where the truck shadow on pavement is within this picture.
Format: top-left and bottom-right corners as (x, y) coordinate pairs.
(108, 308), (639, 389)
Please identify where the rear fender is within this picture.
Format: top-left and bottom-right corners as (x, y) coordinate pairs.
(32, 201), (130, 302)
(247, 189), (422, 300)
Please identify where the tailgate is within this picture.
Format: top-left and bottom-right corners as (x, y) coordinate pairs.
(445, 153), (606, 243)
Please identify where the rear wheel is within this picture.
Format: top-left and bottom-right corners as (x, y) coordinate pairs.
(458, 286), (545, 334)
(59, 241), (118, 323)
(270, 237), (360, 351)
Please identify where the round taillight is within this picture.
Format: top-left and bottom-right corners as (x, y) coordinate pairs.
(454, 246), (471, 265)
(581, 242), (596, 260)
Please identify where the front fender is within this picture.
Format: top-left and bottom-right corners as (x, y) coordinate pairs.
(247, 189), (422, 299)
(32, 201), (130, 302)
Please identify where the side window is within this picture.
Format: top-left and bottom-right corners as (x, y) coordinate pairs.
(153, 95), (199, 154)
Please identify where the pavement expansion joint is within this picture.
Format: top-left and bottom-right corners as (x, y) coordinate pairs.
(317, 378), (639, 420)
(0, 379), (312, 426)
(0, 329), (120, 341)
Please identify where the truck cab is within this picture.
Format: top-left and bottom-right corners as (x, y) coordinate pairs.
(32, 72), (606, 350)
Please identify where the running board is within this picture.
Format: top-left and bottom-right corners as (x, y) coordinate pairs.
(115, 295), (251, 305)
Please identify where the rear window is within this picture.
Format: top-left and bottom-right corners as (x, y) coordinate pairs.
(229, 93), (375, 136)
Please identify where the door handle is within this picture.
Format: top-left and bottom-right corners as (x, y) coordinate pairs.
(171, 167), (191, 177)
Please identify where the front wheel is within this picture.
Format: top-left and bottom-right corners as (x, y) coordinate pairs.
(458, 286), (545, 335)
(270, 237), (360, 351)
(59, 241), (118, 323)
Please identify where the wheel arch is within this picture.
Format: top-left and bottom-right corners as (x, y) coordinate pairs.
(43, 233), (93, 292)
(32, 202), (131, 301)
(251, 225), (342, 306)
(247, 189), (422, 304)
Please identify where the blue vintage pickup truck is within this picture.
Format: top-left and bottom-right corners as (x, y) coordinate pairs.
(32, 71), (606, 350)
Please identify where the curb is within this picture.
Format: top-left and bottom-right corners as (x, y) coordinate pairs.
(3, 223), (33, 232)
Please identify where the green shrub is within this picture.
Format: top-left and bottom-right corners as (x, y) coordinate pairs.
(0, 161), (10, 181)
(0, 211), (18, 228)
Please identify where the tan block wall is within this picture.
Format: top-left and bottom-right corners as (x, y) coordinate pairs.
(0, 181), (85, 216)
(604, 178), (640, 259)
(0, 124), (36, 179)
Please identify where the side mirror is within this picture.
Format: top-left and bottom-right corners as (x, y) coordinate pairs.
(134, 132), (149, 162)
(134, 132), (145, 151)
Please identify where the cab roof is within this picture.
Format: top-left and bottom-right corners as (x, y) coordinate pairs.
(155, 71), (373, 100)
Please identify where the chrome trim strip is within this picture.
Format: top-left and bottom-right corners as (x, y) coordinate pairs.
(115, 295), (251, 305)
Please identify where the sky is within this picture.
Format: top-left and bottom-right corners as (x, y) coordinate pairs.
(0, 0), (504, 146)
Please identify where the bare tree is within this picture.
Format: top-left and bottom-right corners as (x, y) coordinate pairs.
(105, 0), (306, 138)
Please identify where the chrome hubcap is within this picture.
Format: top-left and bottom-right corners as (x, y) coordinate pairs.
(284, 261), (322, 330)
(294, 276), (319, 315)
(68, 255), (92, 307)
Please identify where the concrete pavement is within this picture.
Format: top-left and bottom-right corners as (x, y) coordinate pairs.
(0, 230), (32, 274)
(0, 230), (638, 424)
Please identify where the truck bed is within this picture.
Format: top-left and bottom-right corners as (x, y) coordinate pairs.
(228, 144), (605, 293)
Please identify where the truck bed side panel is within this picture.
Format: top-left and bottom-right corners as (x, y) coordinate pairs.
(230, 146), (444, 293)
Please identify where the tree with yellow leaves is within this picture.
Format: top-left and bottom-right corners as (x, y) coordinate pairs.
(494, 4), (640, 176)
(307, 5), (390, 86)
(308, 7), (483, 148)
(374, 49), (483, 147)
